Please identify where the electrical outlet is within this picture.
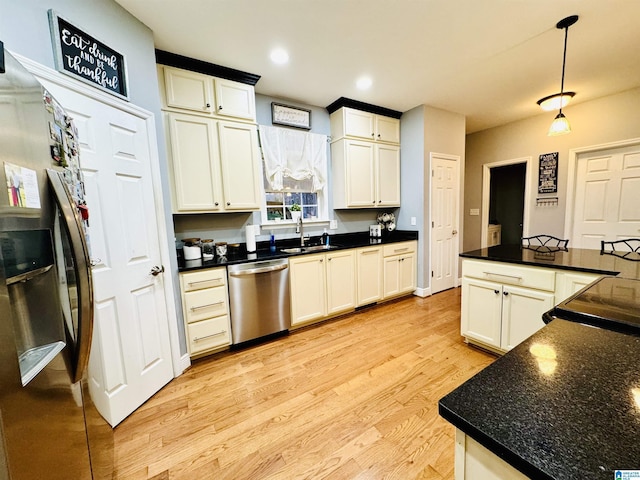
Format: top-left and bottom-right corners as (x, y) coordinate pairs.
(470, 208), (480, 216)
(410, 217), (417, 226)
(329, 219), (338, 230)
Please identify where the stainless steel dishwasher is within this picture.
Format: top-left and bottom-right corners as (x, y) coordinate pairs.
(227, 258), (291, 345)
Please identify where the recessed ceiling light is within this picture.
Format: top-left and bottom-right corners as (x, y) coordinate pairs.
(270, 48), (289, 65)
(356, 76), (373, 90)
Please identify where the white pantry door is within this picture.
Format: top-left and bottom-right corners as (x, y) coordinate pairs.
(572, 145), (640, 249)
(42, 84), (174, 426)
(431, 154), (460, 294)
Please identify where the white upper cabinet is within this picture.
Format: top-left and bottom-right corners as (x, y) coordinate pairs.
(214, 78), (256, 120)
(160, 65), (256, 121)
(217, 121), (262, 211)
(165, 113), (261, 213)
(331, 107), (400, 144)
(163, 67), (215, 114)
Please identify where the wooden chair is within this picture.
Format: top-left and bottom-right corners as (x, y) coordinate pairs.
(521, 235), (569, 251)
(600, 238), (640, 261)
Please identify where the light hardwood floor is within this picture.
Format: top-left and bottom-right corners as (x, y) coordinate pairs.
(113, 287), (495, 480)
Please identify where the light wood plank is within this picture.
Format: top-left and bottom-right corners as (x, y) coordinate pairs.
(114, 288), (495, 479)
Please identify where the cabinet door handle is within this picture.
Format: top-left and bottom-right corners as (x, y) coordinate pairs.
(483, 272), (523, 282)
(320, 259), (324, 263)
(503, 291), (509, 296)
(227, 202), (231, 206)
(193, 330), (226, 342)
(494, 289), (500, 294)
(205, 103), (211, 109)
(188, 278), (223, 287)
(190, 300), (224, 311)
(219, 105), (223, 110)
(215, 202), (219, 206)
(371, 133), (375, 137)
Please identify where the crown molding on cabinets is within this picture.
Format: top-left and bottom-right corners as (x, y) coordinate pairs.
(155, 49), (261, 86)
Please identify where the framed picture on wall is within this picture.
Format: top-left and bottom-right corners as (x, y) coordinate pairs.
(271, 103), (311, 129)
(538, 152), (558, 194)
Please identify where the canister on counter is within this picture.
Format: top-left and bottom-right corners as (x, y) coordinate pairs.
(182, 238), (202, 260)
(215, 242), (228, 257)
(201, 239), (214, 259)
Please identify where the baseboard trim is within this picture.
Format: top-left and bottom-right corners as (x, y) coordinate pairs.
(413, 287), (431, 298)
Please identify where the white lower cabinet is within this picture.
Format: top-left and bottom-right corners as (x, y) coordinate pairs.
(290, 250), (356, 327)
(180, 267), (231, 358)
(356, 246), (383, 306)
(461, 260), (555, 353)
(383, 241), (417, 299)
(555, 271), (601, 301)
(455, 429), (529, 480)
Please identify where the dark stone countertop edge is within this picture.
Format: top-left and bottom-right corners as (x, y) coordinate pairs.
(178, 230), (418, 272)
(438, 402), (554, 480)
(459, 247), (621, 276)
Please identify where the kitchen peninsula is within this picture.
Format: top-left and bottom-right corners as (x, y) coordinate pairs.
(440, 245), (640, 479)
(459, 244), (639, 353)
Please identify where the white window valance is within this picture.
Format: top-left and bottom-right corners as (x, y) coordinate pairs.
(258, 125), (327, 192)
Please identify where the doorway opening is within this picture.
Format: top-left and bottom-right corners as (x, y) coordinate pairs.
(489, 163), (526, 245)
(481, 157), (531, 248)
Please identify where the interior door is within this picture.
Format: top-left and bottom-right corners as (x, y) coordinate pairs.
(431, 154), (459, 294)
(572, 145), (640, 249)
(40, 84), (174, 427)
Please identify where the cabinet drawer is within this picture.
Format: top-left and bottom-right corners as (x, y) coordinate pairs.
(184, 287), (228, 323)
(181, 268), (227, 292)
(462, 260), (555, 292)
(383, 241), (416, 257)
(187, 316), (230, 353)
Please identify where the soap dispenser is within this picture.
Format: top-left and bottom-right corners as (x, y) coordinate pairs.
(322, 228), (329, 246)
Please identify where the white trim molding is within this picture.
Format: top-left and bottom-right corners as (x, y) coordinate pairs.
(15, 52), (188, 378)
(481, 156), (532, 248)
(564, 137), (640, 242)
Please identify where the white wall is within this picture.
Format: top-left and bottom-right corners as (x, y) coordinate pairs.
(464, 87), (640, 252)
(399, 105), (466, 292)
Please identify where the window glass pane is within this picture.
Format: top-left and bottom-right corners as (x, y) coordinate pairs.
(265, 192), (283, 206)
(302, 192), (317, 205)
(303, 206), (317, 220)
(267, 207), (284, 221)
(284, 192), (302, 206)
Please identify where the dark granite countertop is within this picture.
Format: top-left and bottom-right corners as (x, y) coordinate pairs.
(439, 319), (640, 479)
(178, 230), (418, 272)
(461, 244), (640, 280)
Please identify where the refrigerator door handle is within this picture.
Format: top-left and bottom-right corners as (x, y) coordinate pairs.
(47, 169), (94, 384)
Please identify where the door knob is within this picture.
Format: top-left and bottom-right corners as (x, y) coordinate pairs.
(150, 265), (165, 276)
(452, 229), (458, 235)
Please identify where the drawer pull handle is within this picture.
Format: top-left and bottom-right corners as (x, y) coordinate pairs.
(193, 330), (226, 342)
(483, 272), (522, 282)
(190, 301), (224, 311)
(188, 278), (223, 286)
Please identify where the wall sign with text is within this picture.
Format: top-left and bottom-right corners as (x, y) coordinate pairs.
(271, 103), (311, 129)
(538, 152), (558, 194)
(48, 10), (128, 100)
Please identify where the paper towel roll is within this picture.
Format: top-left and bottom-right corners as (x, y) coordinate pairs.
(246, 225), (256, 252)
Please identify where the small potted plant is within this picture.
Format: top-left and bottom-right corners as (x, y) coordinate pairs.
(289, 203), (302, 222)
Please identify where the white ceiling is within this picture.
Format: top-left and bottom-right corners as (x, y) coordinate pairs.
(115, 0), (640, 133)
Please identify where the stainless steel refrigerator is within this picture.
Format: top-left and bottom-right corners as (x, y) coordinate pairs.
(0, 42), (113, 479)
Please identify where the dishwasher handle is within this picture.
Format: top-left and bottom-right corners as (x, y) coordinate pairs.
(229, 263), (288, 277)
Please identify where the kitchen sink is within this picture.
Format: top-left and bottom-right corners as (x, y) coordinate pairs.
(280, 245), (337, 254)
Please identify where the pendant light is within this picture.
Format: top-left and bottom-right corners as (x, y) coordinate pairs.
(546, 15), (578, 136)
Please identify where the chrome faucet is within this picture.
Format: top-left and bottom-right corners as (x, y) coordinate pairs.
(296, 216), (305, 246)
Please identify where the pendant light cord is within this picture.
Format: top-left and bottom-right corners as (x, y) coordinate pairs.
(559, 26), (569, 114)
